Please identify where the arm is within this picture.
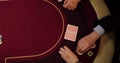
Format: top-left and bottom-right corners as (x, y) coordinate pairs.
(76, 15), (113, 55)
(75, 0), (113, 55)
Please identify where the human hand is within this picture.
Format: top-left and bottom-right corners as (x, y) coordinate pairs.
(63, 0), (81, 10)
(59, 46), (79, 63)
(76, 31), (100, 55)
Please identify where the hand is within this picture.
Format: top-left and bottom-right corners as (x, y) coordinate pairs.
(63, 0), (81, 10)
(59, 46), (79, 63)
(76, 31), (100, 55)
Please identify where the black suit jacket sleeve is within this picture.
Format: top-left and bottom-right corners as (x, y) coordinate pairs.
(96, 16), (115, 33)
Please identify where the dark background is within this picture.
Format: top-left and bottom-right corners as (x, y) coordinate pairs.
(105, 0), (120, 63)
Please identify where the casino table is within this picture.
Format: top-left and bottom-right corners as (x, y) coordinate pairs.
(0, 0), (100, 63)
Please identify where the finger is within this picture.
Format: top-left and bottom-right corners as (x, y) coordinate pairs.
(63, 3), (69, 9)
(63, 0), (71, 9)
(63, 46), (74, 55)
(76, 47), (82, 55)
(60, 54), (67, 61)
(59, 51), (65, 59)
(80, 42), (93, 53)
(76, 45), (80, 52)
(63, 0), (68, 5)
(76, 43), (86, 55)
(59, 50), (68, 60)
(68, 6), (74, 10)
(63, 0), (68, 8)
(63, 46), (70, 51)
(69, 4), (77, 10)
(60, 47), (65, 52)
(58, 50), (63, 55)
(59, 50), (66, 56)
(76, 44), (81, 52)
(82, 43), (93, 54)
(82, 47), (91, 54)
(76, 46), (84, 55)
(77, 51), (83, 55)
(60, 54), (65, 59)
(76, 42), (85, 52)
(70, 7), (75, 10)
(91, 44), (96, 49)
(80, 45), (88, 53)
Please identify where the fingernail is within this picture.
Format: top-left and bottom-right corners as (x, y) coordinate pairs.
(78, 52), (83, 55)
(91, 44), (96, 49)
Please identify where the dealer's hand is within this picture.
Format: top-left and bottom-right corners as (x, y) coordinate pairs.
(59, 46), (79, 63)
(63, 0), (81, 10)
(76, 31), (100, 55)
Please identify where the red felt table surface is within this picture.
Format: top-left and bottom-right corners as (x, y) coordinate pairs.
(0, 0), (66, 63)
(0, 0), (100, 63)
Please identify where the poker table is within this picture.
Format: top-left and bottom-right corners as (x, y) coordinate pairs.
(0, 0), (99, 63)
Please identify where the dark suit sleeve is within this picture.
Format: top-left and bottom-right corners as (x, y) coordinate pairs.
(95, 0), (119, 33)
(97, 16), (115, 33)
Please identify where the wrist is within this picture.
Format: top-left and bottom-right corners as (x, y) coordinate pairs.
(90, 31), (100, 41)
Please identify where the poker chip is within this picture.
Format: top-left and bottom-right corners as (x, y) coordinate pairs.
(87, 51), (93, 57)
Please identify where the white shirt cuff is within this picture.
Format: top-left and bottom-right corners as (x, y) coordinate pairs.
(93, 25), (105, 36)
